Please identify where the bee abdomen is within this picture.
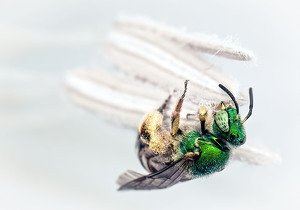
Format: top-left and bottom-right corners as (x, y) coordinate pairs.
(139, 110), (173, 155)
(136, 134), (173, 173)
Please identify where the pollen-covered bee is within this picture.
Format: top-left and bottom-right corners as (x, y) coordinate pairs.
(117, 81), (253, 190)
(66, 16), (280, 190)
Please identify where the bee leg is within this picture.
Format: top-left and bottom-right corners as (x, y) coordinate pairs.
(157, 94), (172, 114)
(199, 106), (208, 134)
(184, 138), (202, 160)
(186, 113), (197, 120)
(171, 80), (188, 136)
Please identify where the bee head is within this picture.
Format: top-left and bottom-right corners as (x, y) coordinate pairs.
(213, 84), (253, 147)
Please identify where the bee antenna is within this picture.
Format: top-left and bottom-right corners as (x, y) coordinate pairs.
(218, 84), (239, 114)
(241, 87), (253, 124)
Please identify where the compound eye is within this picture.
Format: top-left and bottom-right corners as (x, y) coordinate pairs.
(215, 110), (230, 133)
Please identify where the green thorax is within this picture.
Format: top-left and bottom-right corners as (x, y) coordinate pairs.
(180, 131), (230, 176)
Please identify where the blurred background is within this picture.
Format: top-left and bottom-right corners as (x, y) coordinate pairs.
(0, 0), (299, 209)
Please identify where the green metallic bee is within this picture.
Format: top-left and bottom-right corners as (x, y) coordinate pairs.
(66, 16), (279, 191)
(117, 81), (253, 190)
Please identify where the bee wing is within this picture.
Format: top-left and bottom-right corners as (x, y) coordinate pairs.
(66, 16), (253, 128)
(231, 144), (281, 165)
(117, 157), (192, 190)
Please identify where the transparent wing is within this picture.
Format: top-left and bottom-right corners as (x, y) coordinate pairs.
(117, 157), (192, 190)
(66, 16), (253, 128)
(231, 144), (281, 165)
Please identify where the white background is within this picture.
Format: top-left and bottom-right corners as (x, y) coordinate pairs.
(0, 0), (299, 209)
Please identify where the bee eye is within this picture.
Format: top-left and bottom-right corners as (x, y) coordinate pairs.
(215, 110), (229, 133)
(237, 134), (239, 139)
(230, 134), (236, 140)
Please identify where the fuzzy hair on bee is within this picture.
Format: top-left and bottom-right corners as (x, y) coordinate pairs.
(66, 15), (281, 190)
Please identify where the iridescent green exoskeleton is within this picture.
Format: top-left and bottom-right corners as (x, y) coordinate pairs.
(118, 81), (253, 190)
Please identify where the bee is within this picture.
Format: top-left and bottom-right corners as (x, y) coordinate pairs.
(66, 16), (280, 191)
(117, 81), (253, 190)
